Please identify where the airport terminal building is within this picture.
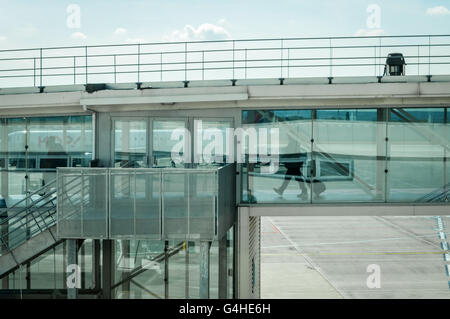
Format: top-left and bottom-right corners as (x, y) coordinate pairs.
(0, 35), (449, 298)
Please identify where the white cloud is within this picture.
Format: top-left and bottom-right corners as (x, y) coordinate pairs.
(354, 29), (385, 36)
(426, 6), (450, 15)
(114, 27), (127, 36)
(163, 23), (231, 42)
(0, 36), (6, 42)
(71, 31), (87, 40)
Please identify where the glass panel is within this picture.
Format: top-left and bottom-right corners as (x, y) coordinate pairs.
(152, 120), (186, 168)
(163, 172), (188, 238)
(110, 170), (161, 239)
(0, 116), (92, 209)
(313, 109), (386, 202)
(135, 172), (160, 238)
(82, 171), (108, 238)
(114, 239), (165, 299)
(387, 108), (447, 202)
(57, 169), (108, 238)
(114, 120), (147, 168)
(110, 172), (134, 237)
(187, 241), (200, 299)
(7, 118), (27, 172)
(189, 172), (216, 240)
(195, 119), (232, 167)
(242, 110), (312, 203)
(168, 239), (187, 299)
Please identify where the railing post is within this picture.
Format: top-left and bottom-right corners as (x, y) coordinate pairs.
(379, 37), (382, 76)
(39, 48), (43, 87)
(232, 40), (235, 80)
(160, 52), (163, 81)
(73, 56), (76, 85)
(33, 57), (36, 87)
(287, 48), (290, 78)
(202, 50), (205, 81)
(85, 46), (88, 84)
(114, 55), (117, 84)
(418, 44), (420, 76)
(184, 42), (187, 82)
(137, 43), (141, 83)
(329, 38), (333, 78)
(245, 48), (247, 79)
(428, 35), (431, 77)
(280, 39), (283, 78)
(374, 46), (377, 76)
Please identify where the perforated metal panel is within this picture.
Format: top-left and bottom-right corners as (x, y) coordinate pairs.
(248, 216), (261, 299)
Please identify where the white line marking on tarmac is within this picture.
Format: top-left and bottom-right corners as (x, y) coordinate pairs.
(267, 217), (347, 299)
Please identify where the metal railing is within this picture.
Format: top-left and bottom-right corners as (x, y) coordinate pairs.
(1, 34), (450, 88)
(0, 179), (57, 254)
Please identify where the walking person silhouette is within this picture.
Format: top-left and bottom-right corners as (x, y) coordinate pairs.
(273, 139), (308, 200)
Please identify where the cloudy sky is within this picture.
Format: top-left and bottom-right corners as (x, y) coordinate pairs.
(0, 0), (449, 49)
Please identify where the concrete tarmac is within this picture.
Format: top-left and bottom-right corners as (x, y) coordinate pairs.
(261, 216), (450, 299)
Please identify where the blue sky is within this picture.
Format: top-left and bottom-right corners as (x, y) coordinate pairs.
(0, 0), (449, 49)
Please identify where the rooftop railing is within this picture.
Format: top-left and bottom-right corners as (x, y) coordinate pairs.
(1, 34), (450, 88)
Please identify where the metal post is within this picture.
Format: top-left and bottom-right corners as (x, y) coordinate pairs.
(92, 239), (101, 290)
(376, 109), (386, 200)
(137, 44), (141, 83)
(102, 239), (114, 299)
(85, 46), (88, 84)
(202, 51), (205, 81)
(185, 241), (189, 298)
(374, 46), (377, 76)
(428, 36), (431, 76)
(417, 45), (420, 76)
(80, 243), (85, 289)
(287, 48), (290, 78)
(184, 42), (188, 82)
(232, 40), (235, 80)
(114, 55), (117, 84)
(121, 240), (131, 298)
(280, 39), (283, 78)
(329, 38), (333, 78)
(73, 56), (76, 85)
(379, 37), (382, 76)
(245, 48), (247, 79)
(160, 52), (163, 81)
(218, 234), (228, 299)
(67, 239), (78, 299)
(164, 240), (169, 299)
(39, 48), (43, 87)
(1, 211), (9, 289)
(33, 58), (36, 87)
(199, 240), (211, 299)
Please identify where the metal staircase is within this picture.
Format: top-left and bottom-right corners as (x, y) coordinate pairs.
(416, 183), (450, 203)
(0, 179), (60, 278)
